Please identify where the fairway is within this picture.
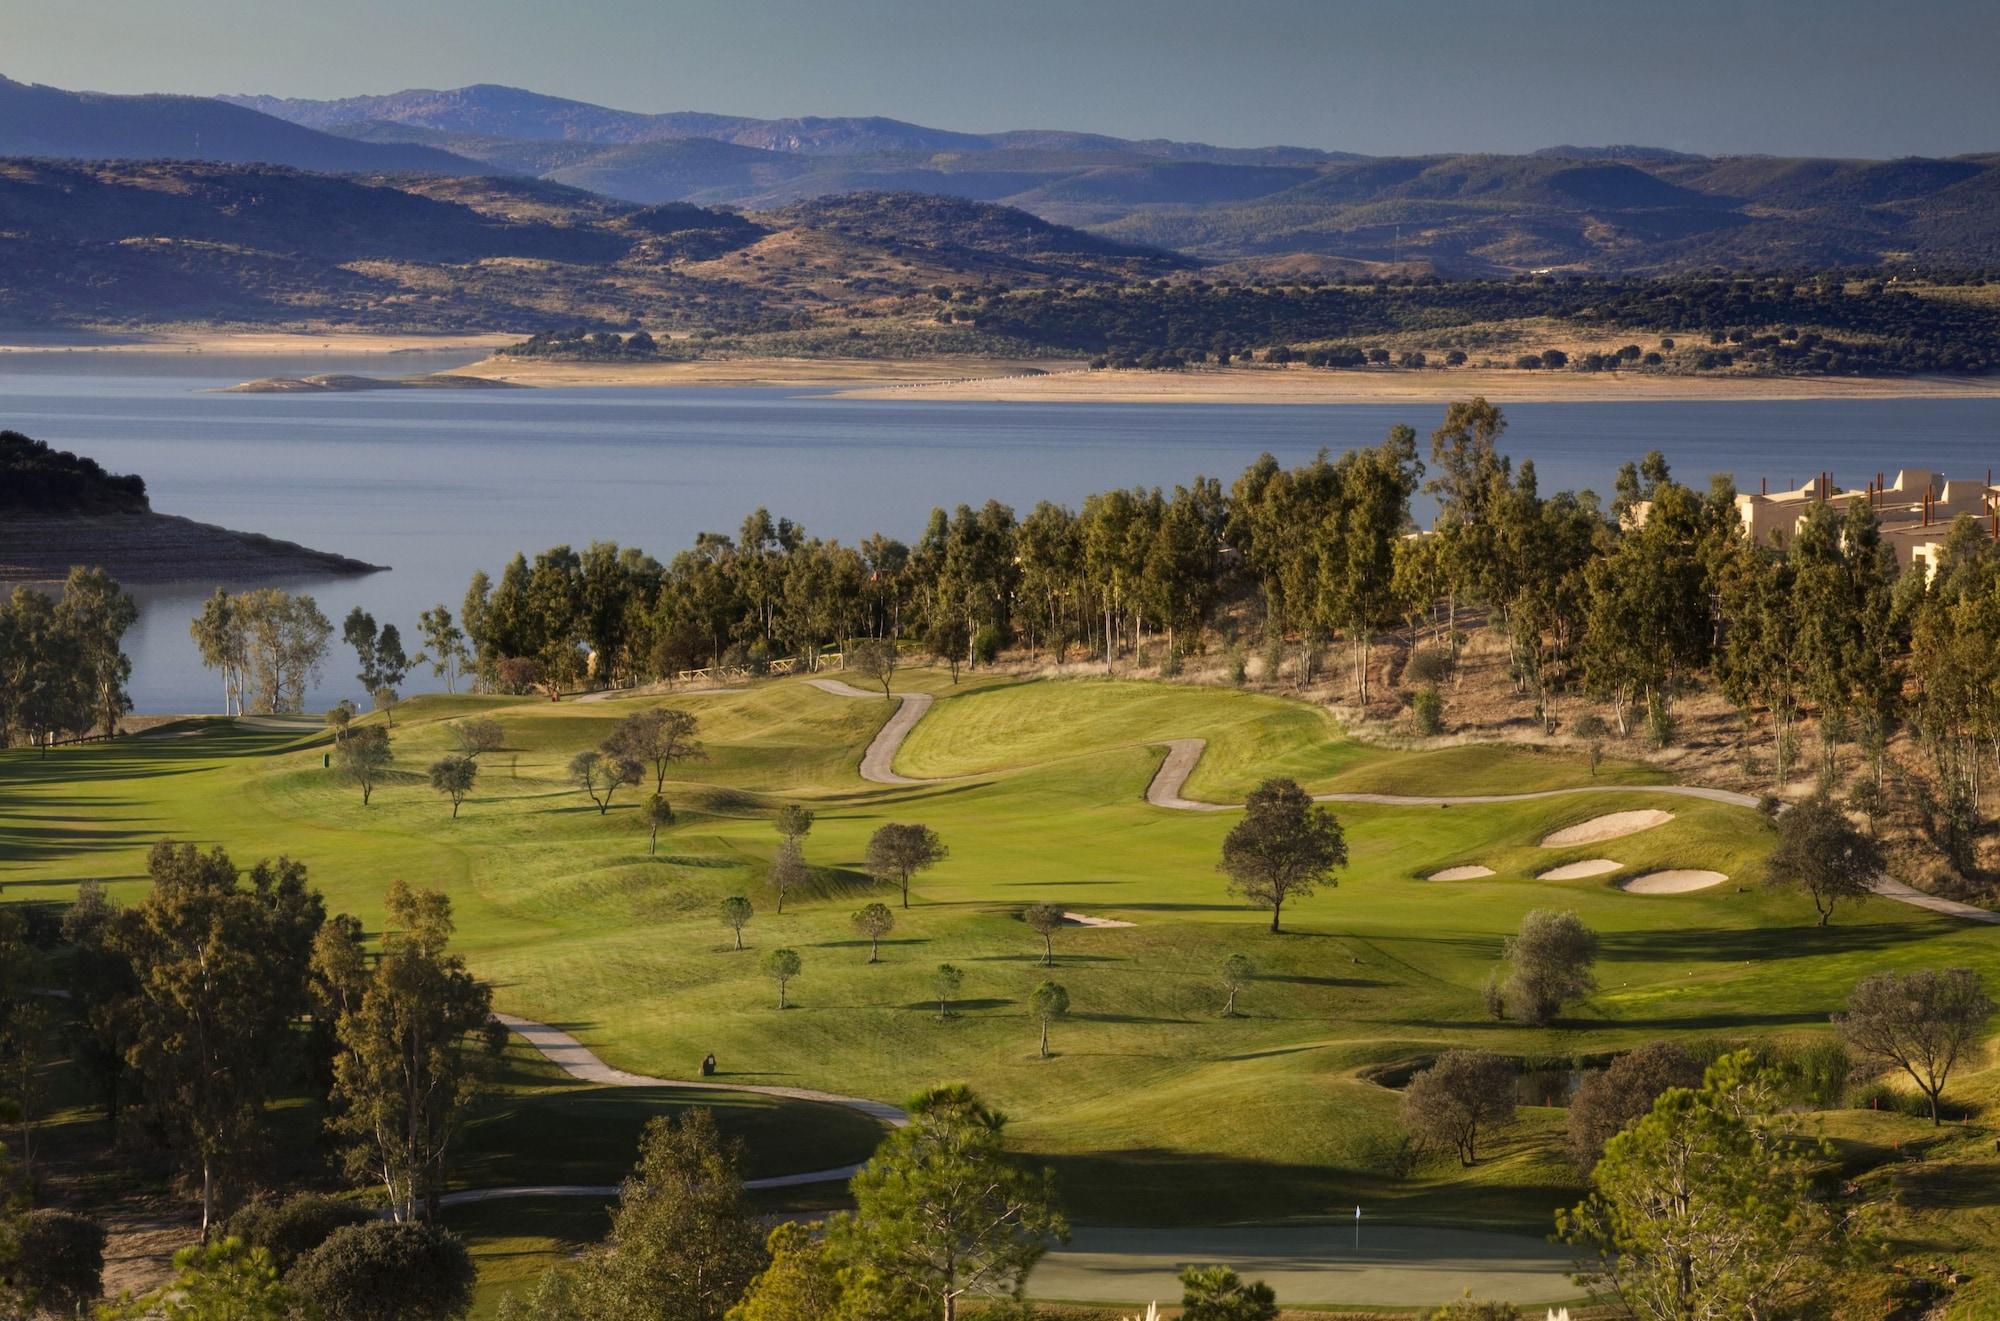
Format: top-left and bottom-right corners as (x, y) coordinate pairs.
(10, 668), (1998, 1308)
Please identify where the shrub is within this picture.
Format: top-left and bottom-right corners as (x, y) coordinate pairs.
(1227, 646), (1247, 687)
(1644, 692), (1676, 748)
(1571, 711), (1606, 739)
(16, 1209), (106, 1314)
(287, 1222), (475, 1321)
(1180, 1263), (1278, 1320)
(971, 625), (1002, 665)
(1411, 684), (1444, 736)
(1428, 1294), (1523, 1320)
(1260, 639), (1285, 683)
(1159, 648), (1183, 678)
(222, 1193), (371, 1272)
(1403, 648), (1448, 685)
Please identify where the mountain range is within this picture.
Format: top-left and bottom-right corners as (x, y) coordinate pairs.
(2, 74), (1999, 277)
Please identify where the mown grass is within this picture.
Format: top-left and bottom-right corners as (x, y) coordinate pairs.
(8, 669), (1998, 1310)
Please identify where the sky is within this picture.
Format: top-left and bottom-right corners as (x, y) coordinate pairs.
(7, 0), (1999, 158)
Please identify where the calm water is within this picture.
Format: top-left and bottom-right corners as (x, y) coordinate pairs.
(5, 351), (1999, 712)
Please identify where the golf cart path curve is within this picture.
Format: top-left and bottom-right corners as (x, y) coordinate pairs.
(437, 1013), (909, 1208)
(805, 678), (933, 783)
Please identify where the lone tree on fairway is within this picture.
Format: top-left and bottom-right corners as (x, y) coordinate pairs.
(1218, 778), (1346, 933)
(851, 903), (895, 962)
(1400, 1048), (1516, 1165)
(1022, 902), (1066, 965)
(1765, 794), (1882, 926)
(830, 1084), (1067, 1321)
(1559, 1053), (1853, 1319)
(1029, 981), (1069, 1059)
(1501, 909), (1599, 1026)
(847, 637), (898, 699)
(325, 700), (354, 743)
(933, 964), (964, 1020)
(1219, 953), (1254, 1018)
(448, 716), (504, 760)
(762, 948), (802, 1009)
(334, 727), (392, 806)
(767, 839), (808, 914)
(1179, 1263), (1278, 1321)
(773, 803), (814, 844)
(1838, 968), (1995, 1125)
(569, 750), (641, 815)
(603, 707), (705, 796)
(643, 793), (674, 856)
(720, 896), (753, 950)
(866, 823), (948, 909)
(427, 755), (478, 818)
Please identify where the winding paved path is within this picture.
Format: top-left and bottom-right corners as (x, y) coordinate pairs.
(435, 1014), (908, 1209)
(805, 679), (935, 784)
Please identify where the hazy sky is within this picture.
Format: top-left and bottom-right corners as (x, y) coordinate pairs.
(8, 0), (1998, 157)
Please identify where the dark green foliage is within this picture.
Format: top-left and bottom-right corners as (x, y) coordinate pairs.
(220, 1194), (371, 1273)
(0, 430), (147, 514)
(1411, 683), (1444, 735)
(286, 1222), (474, 1321)
(1179, 1263), (1278, 1321)
(15, 1208), (107, 1314)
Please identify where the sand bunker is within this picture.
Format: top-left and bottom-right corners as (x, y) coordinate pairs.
(1428, 865), (1495, 881)
(1539, 809), (1673, 848)
(1620, 870), (1728, 894)
(1062, 912), (1136, 929)
(1538, 858), (1622, 881)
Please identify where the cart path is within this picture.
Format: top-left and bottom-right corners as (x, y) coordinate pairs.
(804, 679), (933, 783)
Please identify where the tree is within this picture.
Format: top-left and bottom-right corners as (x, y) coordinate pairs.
(1219, 953), (1254, 1018)
(1838, 968), (1995, 1125)
(1565, 1042), (1702, 1175)
(343, 610), (412, 719)
(1765, 795), (1882, 926)
(220, 1193), (372, 1274)
(329, 882), (499, 1222)
(1029, 981), (1069, 1059)
(865, 824), (948, 909)
(415, 604), (471, 694)
(573, 1109), (768, 1321)
(56, 565), (138, 736)
(112, 841), (323, 1239)
(15, 1208), (106, 1316)
(848, 637), (899, 699)
(1559, 1053), (1855, 1319)
(645, 793), (676, 856)
(190, 587), (249, 716)
(1500, 909), (1598, 1026)
(1218, 779), (1345, 933)
(1400, 1048), (1516, 1165)
(428, 755), (479, 818)
(101, 1239), (297, 1320)
(288, 1222), (476, 1321)
(831, 1085), (1067, 1321)
(851, 903), (895, 962)
(933, 964), (963, 1021)
(448, 717), (505, 759)
(1022, 902), (1066, 966)
(762, 948), (802, 1009)
(335, 726), (393, 806)
(773, 803), (814, 844)
(570, 750), (641, 814)
(0, 999), (52, 1182)
(720, 896), (753, 951)
(729, 1221), (848, 1321)
(1179, 1264), (1278, 1321)
(326, 700), (355, 743)
(767, 839), (808, 914)
(604, 707), (706, 796)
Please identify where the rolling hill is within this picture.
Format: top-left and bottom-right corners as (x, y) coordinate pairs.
(0, 75), (486, 175)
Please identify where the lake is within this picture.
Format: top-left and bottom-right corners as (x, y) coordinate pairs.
(5, 351), (1999, 713)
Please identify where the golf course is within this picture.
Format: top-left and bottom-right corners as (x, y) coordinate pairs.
(12, 668), (2000, 1312)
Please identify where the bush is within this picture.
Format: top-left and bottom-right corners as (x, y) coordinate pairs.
(1227, 646), (1247, 687)
(222, 1193), (372, 1272)
(16, 1208), (106, 1314)
(970, 625), (1002, 665)
(1571, 711), (1606, 739)
(288, 1222), (476, 1321)
(1776, 1036), (1853, 1108)
(1160, 648), (1183, 678)
(1180, 1263), (1278, 1320)
(1428, 1294), (1523, 1320)
(1260, 639), (1285, 683)
(1403, 648), (1449, 684)
(1411, 684), (1444, 736)
(1644, 692), (1676, 749)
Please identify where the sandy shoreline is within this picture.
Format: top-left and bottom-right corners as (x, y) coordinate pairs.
(449, 355), (1082, 388)
(0, 330), (519, 357)
(835, 365), (2000, 405)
